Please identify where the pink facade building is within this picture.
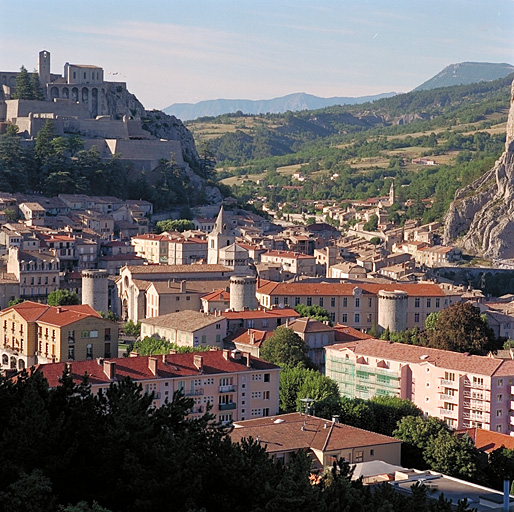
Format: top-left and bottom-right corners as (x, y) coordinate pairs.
(326, 339), (514, 433)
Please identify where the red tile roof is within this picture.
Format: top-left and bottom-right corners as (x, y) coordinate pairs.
(228, 328), (273, 347)
(257, 281), (446, 297)
(4, 301), (101, 326)
(333, 324), (373, 342)
(29, 351), (279, 387)
(456, 428), (514, 453)
(201, 289), (230, 302)
(327, 339), (507, 376)
(231, 413), (400, 454)
(223, 308), (300, 320)
(262, 250), (315, 260)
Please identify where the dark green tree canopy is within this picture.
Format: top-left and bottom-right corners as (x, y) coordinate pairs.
(156, 219), (195, 233)
(294, 304), (331, 323)
(260, 326), (312, 369)
(47, 290), (80, 307)
(421, 302), (495, 354)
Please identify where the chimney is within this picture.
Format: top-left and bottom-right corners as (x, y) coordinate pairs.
(169, 349), (177, 355)
(249, 330), (255, 343)
(180, 280), (186, 293)
(103, 360), (116, 380)
(244, 351), (252, 367)
(285, 319), (289, 328)
(148, 356), (158, 376)
(57, 307), (63, 313)
(194, 355), (204, 372)
(332, 415), (339, 424)
(222, 349), (230, 361)
(161, 354), (167, 363)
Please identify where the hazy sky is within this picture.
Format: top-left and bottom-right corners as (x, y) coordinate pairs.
(1, 1), (514, 109)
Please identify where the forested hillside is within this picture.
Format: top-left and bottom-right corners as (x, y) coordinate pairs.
(187, 75), (513, 225)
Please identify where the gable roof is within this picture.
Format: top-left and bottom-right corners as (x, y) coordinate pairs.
(257, 281), (446, 297)
(4, 301), (101, 326)
(141, 310), (225, 331)
(456, 428), (514, 453)
(29, 351), (280, 387)
(326, 339), (509, 377)
(231, 413), (400, 455)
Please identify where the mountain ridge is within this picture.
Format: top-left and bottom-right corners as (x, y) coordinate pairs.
(163, 91), (397, 121)
(165, 61), (514, 121)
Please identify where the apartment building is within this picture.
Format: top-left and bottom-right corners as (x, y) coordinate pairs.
(257, 281), (455, 332)
(140, 310), (227, 349)
(33, 350), (280, 424)
(260, 250), (317, 277)
(0, 301), (118, 371)
(326, 339), (514, 433)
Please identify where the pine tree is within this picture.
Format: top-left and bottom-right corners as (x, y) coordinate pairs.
(31, 71), (45, 101)
(13, 65), (34, 100)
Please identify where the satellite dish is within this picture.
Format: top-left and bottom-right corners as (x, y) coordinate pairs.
(279, 303), (285, 309)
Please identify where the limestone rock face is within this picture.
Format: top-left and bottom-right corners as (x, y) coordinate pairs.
(104, 83), (222, 202)
(444, 79), (514, 258)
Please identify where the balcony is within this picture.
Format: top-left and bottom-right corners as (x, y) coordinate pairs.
(439, 408), (457, 418)
(439, 378), (456, 387)
(463, 411), (488, 422)
(219, 384), (236, 393)
(190, 406), (204, 414)
(219, 402), (236, 411)
(184, 388), (204, 397)
(439, 393), (457, 402)
(464, 380), (489, 391)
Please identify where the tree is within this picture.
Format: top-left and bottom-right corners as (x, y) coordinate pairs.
(294, 304), (331, 324)
(122, 320), (141, 338)
(260, 327), (311, 369)
(155, 219), (195, 233)
(363, 214), (378, 231)
(31, 72), (45, 101)
(47, 290), (80, 307)
(8, 298), (24, 307)
(422, 302), (495, 354)
(278, 366), (340, 414)
(12, 66), (34, 100)
(369, 395), (422, 436)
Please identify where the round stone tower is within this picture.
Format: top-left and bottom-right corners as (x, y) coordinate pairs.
(230, 275), (258, 312)
(81, 269), (109, 313)
(378, 290), (408, 333)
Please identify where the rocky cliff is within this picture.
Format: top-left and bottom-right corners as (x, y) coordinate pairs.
(444, 79), (514, 258)
(104, 83), (222, 203)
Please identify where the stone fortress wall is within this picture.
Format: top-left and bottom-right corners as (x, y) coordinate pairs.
(0, 50), (184, 172)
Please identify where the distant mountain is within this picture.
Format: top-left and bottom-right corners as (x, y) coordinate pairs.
(163, 92), (397, 121)
(413, 62), (514, 92)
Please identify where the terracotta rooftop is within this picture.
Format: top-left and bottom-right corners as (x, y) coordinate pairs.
(456, 427), (514, 453)
(289, 317), (334, 334)
(257, 281), (446, 297)
(231, 413), (400, 455)
(5, 301), (101, 326)
(327, 339), (511, 377)
(333, 324), (373, 342)
(148, 280), (229, 295)
(141, 310), (225, 331)
(228, 328), (273, 347)
(223, 308), (300, 320)
(28, 351), (279, 387)
(262, 250), (315, 260)
(124, 264), (231, 274)
(201, 288), (230, 302)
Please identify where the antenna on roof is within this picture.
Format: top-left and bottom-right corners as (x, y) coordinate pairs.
(299, 398), (314, 430)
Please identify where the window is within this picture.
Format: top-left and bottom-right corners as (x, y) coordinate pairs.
(201, 335), (206, 343)
(263, 391), (270, 400)
(216, 335), (221, 343)
(444, 372), (455, 382)
(415, 313), (420, 323)
(263, 408), (270, 417)
(295, 297), (300, 306)
(370, 449), (374, 456)
(306, 297), (312, 306)
(68, 346), (75, 360)
(427, 298), (431, 308)
(274, 297), (279, 305)
(283, 297), (288, 305)
(355, 298), (360, 308)
(355, 451), (364, 463)
(86, 344), (93, 359)
(497, 409), (503, 417)
(342, 313), (347, 323)
(498, 379), (504, 387)
(216, 324), (221, 330)
(264, 373), (270, 382)
(330, 312), (336, 322)
(497, 425), (503, 432)
(497, 394), (503, 402)
(415, 298), (420, 308)
(368, 298), (372, 307)
(319, 297), (324, 307)
(331, 297), (336, 307)
(354, 313), (360, 323)
(436, 298), (440, 308)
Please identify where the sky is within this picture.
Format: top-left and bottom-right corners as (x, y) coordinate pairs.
(1, 0), (514, 110)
